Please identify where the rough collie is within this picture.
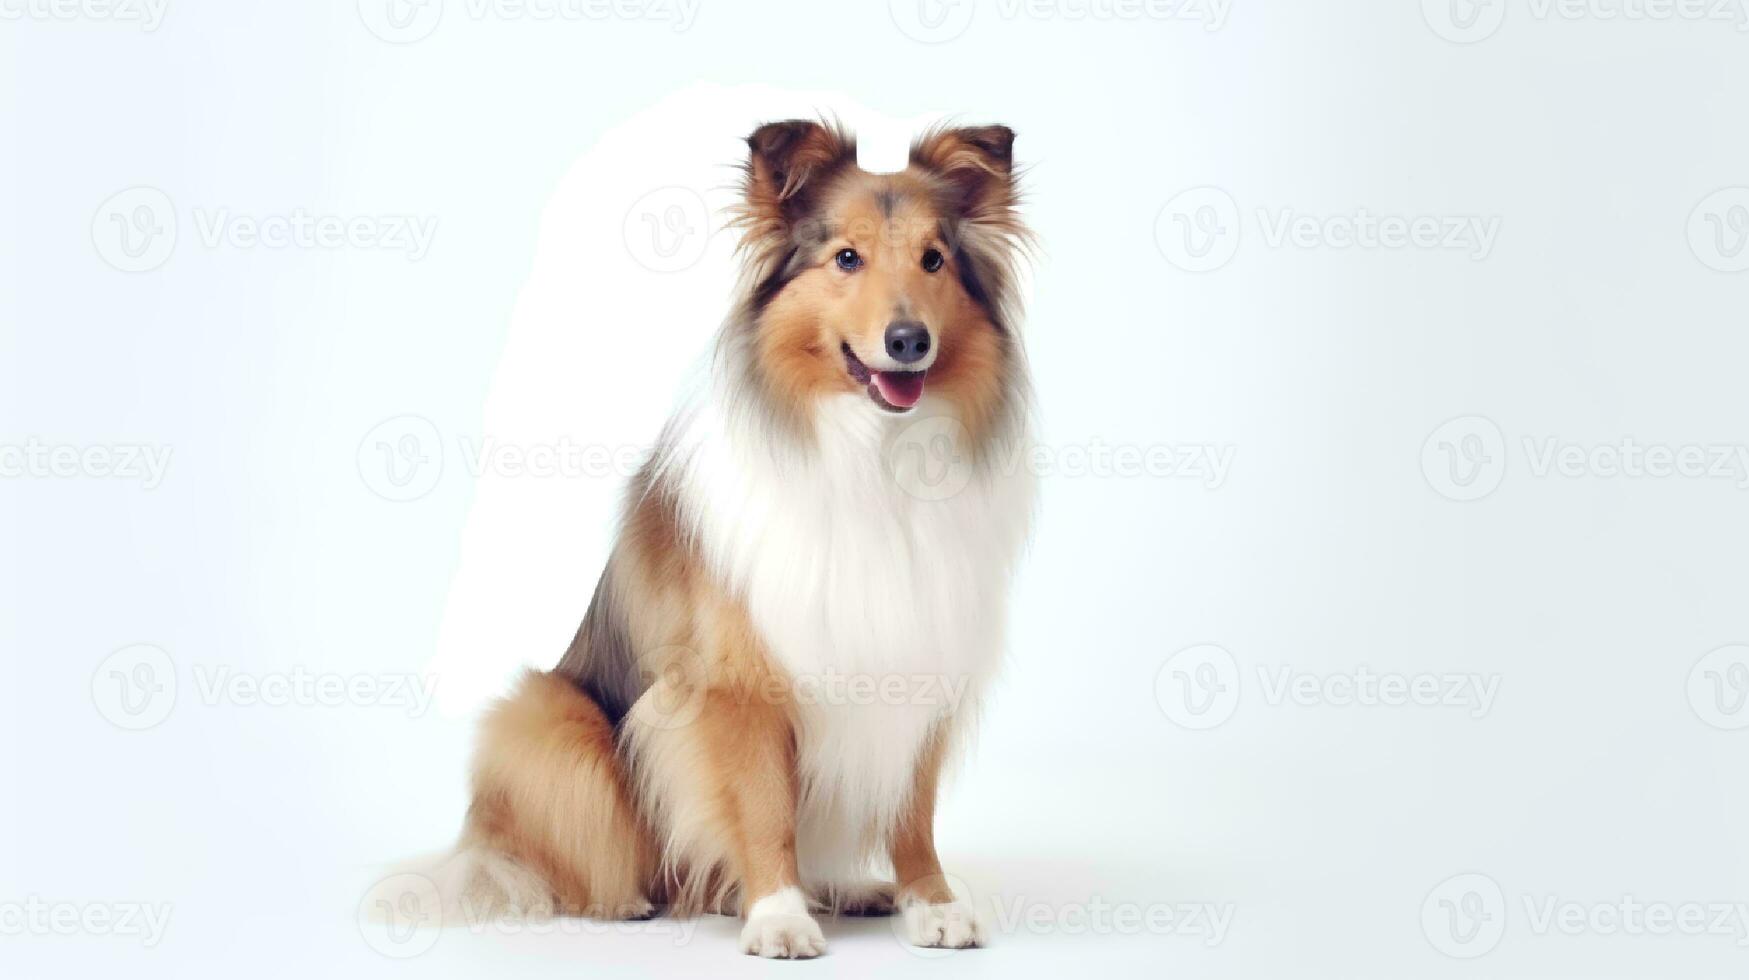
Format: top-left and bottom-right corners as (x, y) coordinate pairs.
(444, 118), (1034, 958)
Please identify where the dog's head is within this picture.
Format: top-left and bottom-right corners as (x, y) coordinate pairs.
(730, 119), (1029, 440)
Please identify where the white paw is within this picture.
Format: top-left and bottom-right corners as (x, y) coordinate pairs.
(741, 887), (826, 959)
(741, 912), (826, 958)
(902, 898), (984, 949)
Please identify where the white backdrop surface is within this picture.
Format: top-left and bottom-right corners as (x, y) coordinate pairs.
(3, 2), (1748, 977)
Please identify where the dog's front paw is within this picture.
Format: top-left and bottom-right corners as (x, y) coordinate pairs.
(741, 887), (826, 959)
(901, 898), (984, 949)
(741, 913), (826, 958)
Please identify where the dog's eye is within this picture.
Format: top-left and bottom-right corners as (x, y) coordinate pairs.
(834, 248), (862, 272)
(921, 248), (944, 273)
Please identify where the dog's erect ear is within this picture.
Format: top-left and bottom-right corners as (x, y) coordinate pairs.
(741, 119), (855, 235)
(909, 124), (1018, 223)
(911, 125), (1029, 334)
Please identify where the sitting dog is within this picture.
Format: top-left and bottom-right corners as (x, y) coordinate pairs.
(445, 118), (1034, 958)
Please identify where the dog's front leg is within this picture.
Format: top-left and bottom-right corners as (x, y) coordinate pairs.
(714, 687), (823, 958)
(689, 679), (824, 959)
(623, 589), (824, 957)
(890, 728), (985, 949)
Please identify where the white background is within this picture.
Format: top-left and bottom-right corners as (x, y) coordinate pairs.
(4, 1), (1749, 977)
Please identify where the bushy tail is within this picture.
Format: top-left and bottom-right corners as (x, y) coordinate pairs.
(369, 843), (559, 927)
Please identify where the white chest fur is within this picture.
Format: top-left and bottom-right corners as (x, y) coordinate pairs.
(667, 391), (1034, 884)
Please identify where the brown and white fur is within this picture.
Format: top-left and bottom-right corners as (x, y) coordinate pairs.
(445, 119), (1034, 958)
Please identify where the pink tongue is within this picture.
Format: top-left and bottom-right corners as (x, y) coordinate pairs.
(873, 371), (926, 408)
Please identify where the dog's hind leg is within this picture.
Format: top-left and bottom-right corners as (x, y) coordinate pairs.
(462, 669), (656, 920)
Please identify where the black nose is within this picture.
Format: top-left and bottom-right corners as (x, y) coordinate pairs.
(884, 321), (932, 365)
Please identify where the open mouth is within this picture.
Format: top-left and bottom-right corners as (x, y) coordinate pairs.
(842, 343), (927, 412)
